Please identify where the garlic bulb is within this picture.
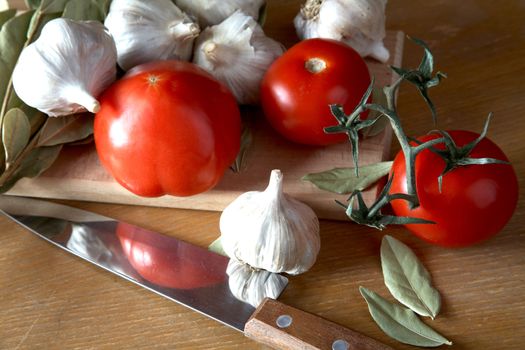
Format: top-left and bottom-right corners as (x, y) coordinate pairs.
(227, 259), (288, 308)
(12, 18), (117, 117)
(193, 11), (284, 105)
(105, 0), (200, 71)
(175, 0), (265, 28)
(294, 0), (390, 62)
(220, 170), (320, 275)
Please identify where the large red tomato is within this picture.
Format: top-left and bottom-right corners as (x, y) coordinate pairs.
(116, 223), (227, 289)
(389, 131), (518, 248)
(94, 60), (241, 197)
(260, 38), (371, 146)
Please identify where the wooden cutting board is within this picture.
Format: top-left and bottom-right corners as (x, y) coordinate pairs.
(6, 31), (404, 221)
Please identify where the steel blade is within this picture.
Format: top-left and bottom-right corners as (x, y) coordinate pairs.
(0, 196), (287, 332)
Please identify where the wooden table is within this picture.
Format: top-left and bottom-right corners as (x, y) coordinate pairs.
(1, 1), (524, 349)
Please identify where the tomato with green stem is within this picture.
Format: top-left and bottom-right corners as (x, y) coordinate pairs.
(389, 130), (518, 248)
(260, 38), (371, 146)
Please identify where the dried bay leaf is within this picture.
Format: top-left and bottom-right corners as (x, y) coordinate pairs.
(27, 12), (61, 45)
(26, 0), (71, 41)
(38, 0), (72, 14)
(208, 237), (227, 257)
(68, 134), (94, 146)
(0, 9), (16, 29)
(20, 106), (47, 135)
(63, 0), (104, 21)
(2, 108), (30, 166)
(0, 144), (62, 193)
(360, 287), (452, 347)
(381, 235), (441, 319)
(0, 10), (34, 104)
(302, 161), (393, 194)
(36, 113), (93, 147)
(25, 0), (43, 10)
(96, 0), (112, 17)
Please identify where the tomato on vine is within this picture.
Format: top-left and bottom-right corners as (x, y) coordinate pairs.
(389, 130), (518, 248)
(318, 38), (518, 248)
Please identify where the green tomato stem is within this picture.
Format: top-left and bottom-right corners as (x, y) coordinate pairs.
(370, 76), (444, 209)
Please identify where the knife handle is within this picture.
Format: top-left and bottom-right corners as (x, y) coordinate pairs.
(245, 298), (393, 350)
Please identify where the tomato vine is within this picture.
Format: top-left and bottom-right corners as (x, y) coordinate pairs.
(325, 37), (513, 231)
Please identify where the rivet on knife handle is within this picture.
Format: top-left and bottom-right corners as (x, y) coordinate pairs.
(244, 298), (393, 350)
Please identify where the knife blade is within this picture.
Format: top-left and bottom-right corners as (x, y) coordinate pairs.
(0, 195), (392, 350)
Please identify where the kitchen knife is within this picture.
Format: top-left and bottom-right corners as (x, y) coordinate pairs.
(0, 195), (392, 350)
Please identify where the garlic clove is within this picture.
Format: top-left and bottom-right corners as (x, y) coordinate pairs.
(104, 0), (200, 71)
(175, 0), (266, 28)
(62, 86), (101, 114)
(220, 169), (321, 275)
(294, 0), (323, 39)
(294, 0), (390, 63)
(318, 0), (389, 62)
(193, 11), (284, 105)
(226, 259), (288, 308)
(12, 18), (117, 117)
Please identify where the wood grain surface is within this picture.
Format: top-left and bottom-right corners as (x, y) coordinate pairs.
(1, 0), (524, 349)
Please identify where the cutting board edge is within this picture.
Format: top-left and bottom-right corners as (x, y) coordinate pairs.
(5, 31), (404, 221)
(5, 177), (386, 221)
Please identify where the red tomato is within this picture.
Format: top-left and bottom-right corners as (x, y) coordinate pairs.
(116, 222), (227, 289)
(94, 60), (241, 197)
(260, 38), (371, 146)
(389, 131), (518, 248)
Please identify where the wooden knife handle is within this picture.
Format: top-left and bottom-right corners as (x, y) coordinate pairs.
(245, 298), (393, 350)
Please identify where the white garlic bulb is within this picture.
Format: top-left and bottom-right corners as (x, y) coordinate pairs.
(294, 0), (390, 63)
(175, 0), (265, 28)
(193, 11), (284, 105)
(227, 259), (288, 308)
(105, 0), (200, 71)
(220, 170), (321, 275)
(12, 18), (117, 117)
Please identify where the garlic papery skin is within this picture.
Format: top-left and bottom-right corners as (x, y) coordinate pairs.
(226, 259), (288, 308)
(293, 0), (323, 39)
(193, 11), (284, 105)
(104, 0), (200, 71)
(294, 0), (390, 63)
(12, 18), (117, 117)
(175, 0), (265, 28)
(220, 169), (321, 275)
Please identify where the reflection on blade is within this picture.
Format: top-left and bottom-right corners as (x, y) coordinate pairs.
(0, 197), (263, 332)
